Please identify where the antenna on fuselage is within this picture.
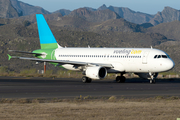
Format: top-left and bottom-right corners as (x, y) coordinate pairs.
(151, 46), (153, 49)
(88, 45), (90, 48)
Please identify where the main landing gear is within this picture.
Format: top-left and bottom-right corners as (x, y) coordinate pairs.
(116, 74), (126, 83)
(82, 76), (92, 83)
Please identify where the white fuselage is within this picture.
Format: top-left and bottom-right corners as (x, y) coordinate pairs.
(54, 48), (174, 73)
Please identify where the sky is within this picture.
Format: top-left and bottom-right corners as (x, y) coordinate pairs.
(19, 0), (180, 15)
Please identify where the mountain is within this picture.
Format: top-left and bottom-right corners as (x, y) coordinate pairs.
(97, 4), (108, 11)
(108, 6), (154, 24)
(53, 9), (71, 16)
(84, 7), (96, 12)
(11, 13), (63, 24)
(0, 0), (20, 18)
(49, 16), (144, 32)
(68, 8), (121, 22)
(150, 7), (180, 26)
(147, 20), (180, 41)
(10, 0), (50, 16)
(90, 18), (144, 32)
(96, 4), (155, 24)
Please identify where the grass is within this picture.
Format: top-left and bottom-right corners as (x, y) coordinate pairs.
(0, 96), (180, 120)
(0, 70), (180, 80)
(0, 67), (180, 79)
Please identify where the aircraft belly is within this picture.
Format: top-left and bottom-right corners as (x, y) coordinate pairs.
(62, 64), (81, 71)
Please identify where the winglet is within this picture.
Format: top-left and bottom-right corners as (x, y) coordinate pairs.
(7, 54), (12, 60)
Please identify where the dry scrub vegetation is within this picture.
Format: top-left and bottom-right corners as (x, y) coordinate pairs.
(0, 97), (180, 120)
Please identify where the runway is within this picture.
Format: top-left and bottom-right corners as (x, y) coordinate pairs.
(0, 76), (180, 99)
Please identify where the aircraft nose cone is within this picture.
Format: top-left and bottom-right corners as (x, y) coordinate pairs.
(166, 59), (175, 70)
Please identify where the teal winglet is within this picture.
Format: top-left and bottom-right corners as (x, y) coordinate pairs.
(7, 54), (12, 60)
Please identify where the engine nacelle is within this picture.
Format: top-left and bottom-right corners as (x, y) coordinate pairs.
(86, 66), (107, 79)
(137, 73), (158, 80)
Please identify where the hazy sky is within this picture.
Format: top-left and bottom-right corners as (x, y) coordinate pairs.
(19, 0), (180, 14)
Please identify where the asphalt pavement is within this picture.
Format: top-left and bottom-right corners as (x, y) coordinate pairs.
(0, 76), (180, 99)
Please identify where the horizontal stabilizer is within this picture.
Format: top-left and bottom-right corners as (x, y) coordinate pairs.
(7, 54), (19, 60)
(9, 50), (44, 55)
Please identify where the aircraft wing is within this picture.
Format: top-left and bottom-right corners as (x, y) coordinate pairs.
(7, 55), (113, 68)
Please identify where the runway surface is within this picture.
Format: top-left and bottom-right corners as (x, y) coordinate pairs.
(0, 76), (180, 99)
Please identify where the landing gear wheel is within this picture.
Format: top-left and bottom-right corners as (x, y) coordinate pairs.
(82, 76), (92, 83)
(82, 76), (88, 83)
(116, 76), (126, 83)
(150, 79), (156, 84)
(150, 80), (153, 84)
(87, 78), (92, 83)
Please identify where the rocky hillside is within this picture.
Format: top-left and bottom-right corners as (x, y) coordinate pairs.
(97, 4), (155, 24)
(1, 1), (180, 27)
(147, 20), (180, 41)
(150, 7), (180, 26)
(10, 0), (50, 16)
(0, 0), (19, 18)
(68, 8), (121, 23)
(89, 18), (144, 32)
(53, 9), (71, 16)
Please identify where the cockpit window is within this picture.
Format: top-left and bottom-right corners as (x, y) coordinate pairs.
(154, 55), (168, 59)
(162, 55), (168, 58)
(157, 55), (161, 58)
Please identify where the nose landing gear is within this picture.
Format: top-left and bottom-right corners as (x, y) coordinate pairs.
(149, 72), (157, 84)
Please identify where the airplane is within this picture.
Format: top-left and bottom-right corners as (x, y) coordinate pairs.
(8, 14), (175, 84)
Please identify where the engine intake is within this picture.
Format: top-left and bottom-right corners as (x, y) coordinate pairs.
(86, 66), (107, 79)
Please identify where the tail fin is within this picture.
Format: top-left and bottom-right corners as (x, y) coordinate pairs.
(36, 14), (62, 49)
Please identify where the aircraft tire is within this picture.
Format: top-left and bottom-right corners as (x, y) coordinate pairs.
(116, 76), (126, 83)
(116, 76), (121, 83)
(82, 76), (88, 83)
(87, 78), (92, 83)
(150, 79), (156, 84)
(121, 76), (126, 83)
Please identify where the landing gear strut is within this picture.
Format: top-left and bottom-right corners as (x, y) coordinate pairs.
(116, 74), (126, 83)
(150, 79), (156, 84)
(82, 76), (92, 83)
(149, 72), (156, 84)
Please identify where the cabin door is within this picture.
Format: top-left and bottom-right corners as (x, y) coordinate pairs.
(142, 51), (149, 64)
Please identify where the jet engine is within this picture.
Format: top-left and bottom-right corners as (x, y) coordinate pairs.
(85, 66), (107, 79)
(136, 73), (158, 80)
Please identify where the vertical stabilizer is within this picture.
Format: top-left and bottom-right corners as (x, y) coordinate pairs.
(36, 14), (62, 49)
